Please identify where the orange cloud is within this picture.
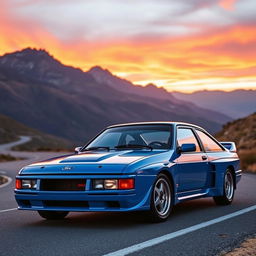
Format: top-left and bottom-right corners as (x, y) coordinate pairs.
(0, 0), (256, 92)
(219, 0), (237, 10)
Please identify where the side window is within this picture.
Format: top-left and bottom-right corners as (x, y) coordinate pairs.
(177, 128), (201, 152)
(196, 130), (223, 152)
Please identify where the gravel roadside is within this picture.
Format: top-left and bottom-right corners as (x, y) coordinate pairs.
(221, 235), (256, 256)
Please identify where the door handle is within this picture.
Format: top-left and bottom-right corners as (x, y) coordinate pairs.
(202, 155), (207, 160)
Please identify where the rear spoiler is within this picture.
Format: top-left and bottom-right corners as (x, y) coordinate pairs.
(220, 142), (237, 152)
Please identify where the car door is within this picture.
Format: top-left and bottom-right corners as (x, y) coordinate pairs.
(194, 129), (226, 187)
(176, 127), (209, 192)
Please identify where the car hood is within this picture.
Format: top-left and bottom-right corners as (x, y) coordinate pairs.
(21, 150), (171, 175)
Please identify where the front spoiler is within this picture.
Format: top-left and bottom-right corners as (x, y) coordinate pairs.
(15, 189), (152, 212)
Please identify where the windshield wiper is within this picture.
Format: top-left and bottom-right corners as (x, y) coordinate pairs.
(84, 146), (110, 151)
(115, 144), (153, 150)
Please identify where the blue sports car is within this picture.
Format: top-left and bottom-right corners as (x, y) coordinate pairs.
(15, 122), (242, 222)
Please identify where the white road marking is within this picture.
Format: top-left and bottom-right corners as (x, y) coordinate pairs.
(0, 175), (13, 188)
(103, 205), (256, 256)
(0, 208), (17, 213)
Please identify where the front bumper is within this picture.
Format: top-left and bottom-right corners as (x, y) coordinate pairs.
(15, 174), (155, 212)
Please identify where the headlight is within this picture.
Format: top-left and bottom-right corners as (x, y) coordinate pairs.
(104, 179), (118, 189)
(92, 179), (134, 190)
(15, 179), (37, 189)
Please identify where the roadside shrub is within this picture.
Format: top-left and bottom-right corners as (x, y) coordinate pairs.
(238, 150), (256, 173)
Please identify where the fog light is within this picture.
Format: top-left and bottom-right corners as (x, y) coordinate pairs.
(93, 179), (104, 189)
(119, 179), (134, 190)
(104, 179), (118, 189)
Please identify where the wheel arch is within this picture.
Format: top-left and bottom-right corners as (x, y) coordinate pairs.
(227, 165), (236, 189)
(158, 169), (175, 194)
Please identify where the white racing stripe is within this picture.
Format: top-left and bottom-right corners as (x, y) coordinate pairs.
(103, 205), (256, 256)
(0, 208), (17, 213)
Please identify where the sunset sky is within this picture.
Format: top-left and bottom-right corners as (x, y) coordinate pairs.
(0, 0), (256, 92)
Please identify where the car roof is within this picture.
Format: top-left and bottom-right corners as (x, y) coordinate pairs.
(107, 121), (204, 130)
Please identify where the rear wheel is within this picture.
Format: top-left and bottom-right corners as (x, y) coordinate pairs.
(214, 169), (234, 205)
(148, 173), (173, 222)
(38, 210), (69, 220)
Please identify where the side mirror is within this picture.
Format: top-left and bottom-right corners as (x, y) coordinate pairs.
(179, 143), (196, 153)
(74, 146), (82, 154)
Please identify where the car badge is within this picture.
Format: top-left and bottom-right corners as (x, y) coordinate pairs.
(62, 166), (73, 171)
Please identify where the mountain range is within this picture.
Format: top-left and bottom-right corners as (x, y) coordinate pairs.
(173, 90), (256, 119)
(0, 48), (232, 144)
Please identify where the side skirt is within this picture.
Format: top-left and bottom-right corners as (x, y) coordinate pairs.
(175, 188), (214, 204)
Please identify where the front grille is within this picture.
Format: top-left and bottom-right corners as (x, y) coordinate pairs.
(40, 179), (86, 191)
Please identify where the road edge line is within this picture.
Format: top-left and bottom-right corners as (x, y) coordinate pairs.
(103, 205), (256, 256)
(0, 208), (17, 213)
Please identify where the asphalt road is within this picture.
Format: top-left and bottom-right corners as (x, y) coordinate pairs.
(0, 138), (255, 256)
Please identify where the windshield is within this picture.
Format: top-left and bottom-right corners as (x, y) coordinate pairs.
(84, 125), (173, 150)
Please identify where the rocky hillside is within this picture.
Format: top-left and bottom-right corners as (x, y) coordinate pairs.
(216, 113), (256, 150)
(216, 113), (256, 172)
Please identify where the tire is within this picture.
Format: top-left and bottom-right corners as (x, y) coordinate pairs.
(148, 173), (173, 222)
(213, 169), (235, 205)
(38, 210), (69, 220)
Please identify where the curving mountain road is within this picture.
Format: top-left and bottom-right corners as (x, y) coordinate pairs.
(0, 139), (255, 256)
(0, 136), (31, 152)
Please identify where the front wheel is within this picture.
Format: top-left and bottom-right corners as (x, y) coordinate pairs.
(213, 169), (235, 205)
(148, 173), (173, 222)
(38, 210), (69, 220)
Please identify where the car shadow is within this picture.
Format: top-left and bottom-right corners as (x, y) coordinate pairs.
(173, 198), (217, 217)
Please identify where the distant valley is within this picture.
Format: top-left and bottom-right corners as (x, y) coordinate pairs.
(173, 90), (256, 119)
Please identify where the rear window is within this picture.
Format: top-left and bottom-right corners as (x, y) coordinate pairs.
(196, 130), (223, 152)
